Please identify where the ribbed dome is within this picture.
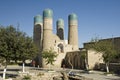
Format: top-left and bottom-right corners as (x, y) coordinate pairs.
(34, 15), (42, 23)
(68, 13), (77, 20)
(43, 9), (53, 18)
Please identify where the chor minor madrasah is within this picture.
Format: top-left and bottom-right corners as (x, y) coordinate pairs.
(33, 9), (79, 68)
(33, 9), (120, 71)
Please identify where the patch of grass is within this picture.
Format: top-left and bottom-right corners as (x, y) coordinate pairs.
(22, 75), (31, 80)
(5, 75), (9, 79)
(37, 72), (44, 77)
(104, 71), (114, 75)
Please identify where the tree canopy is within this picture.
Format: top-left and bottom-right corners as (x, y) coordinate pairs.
(0, 26), (16, 63)
(0, 25), (38, 66)
(42, 48), (58, 65)
(86, 40), (116, 63)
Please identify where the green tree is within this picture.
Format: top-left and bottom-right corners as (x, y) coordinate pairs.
(0, 25), (19, 79)
(14, 30), (38, 72)
(17, 36), (38, 62)
(85, 39), (116, 73)
(42, 48), (58, 66)
(0, 26), (17, 67)
(0, 25), (38, 73)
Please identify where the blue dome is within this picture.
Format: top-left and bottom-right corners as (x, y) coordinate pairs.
(43, 9), (53, 18)
(57, 18), (64, 29)
(68, 13), (77, 20)
(34, 15), (42, 23)
(57, 18), (64, 26)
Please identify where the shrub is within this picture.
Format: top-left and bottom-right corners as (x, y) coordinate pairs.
(22, 75), (31, 80)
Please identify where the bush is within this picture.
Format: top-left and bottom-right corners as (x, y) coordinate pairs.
(22, 75), (31, 80)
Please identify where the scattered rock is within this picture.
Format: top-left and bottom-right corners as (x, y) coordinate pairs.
(61, 72), (69, 80)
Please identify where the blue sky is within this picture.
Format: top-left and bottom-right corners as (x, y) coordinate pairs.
(0, 0), (120, 47)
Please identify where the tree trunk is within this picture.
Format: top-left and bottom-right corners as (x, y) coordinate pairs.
(68, 58), (73, 74)
(106, 63), (109, 73)
(22, 60), (25, 72)
(3, 68), (6, 79)
(15, 59), (17, 63)
(85, 57), (89, 70)
(5, 60), (7, 68)
(3, 59), (8, 79)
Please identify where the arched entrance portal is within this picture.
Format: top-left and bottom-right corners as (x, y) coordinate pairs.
(57, 43), (64, 53)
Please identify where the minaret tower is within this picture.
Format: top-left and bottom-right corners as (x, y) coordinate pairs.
(56, 19), (64, 40)
(43, 9), (53, 50)
(68, 13), (78, 50)
(33, 15), (43, 67)
(33, 15), (43, 50)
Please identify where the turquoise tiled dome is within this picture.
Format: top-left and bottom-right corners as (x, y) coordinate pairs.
(57, 18), (64, 26)
(43, 9), (53, 18)
(34, 15), (42, 23)
(68, 13), (77, 20)
(57, 18), (64, 29)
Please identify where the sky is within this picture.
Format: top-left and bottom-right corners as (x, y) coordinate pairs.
(0, 0), (120, 48)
